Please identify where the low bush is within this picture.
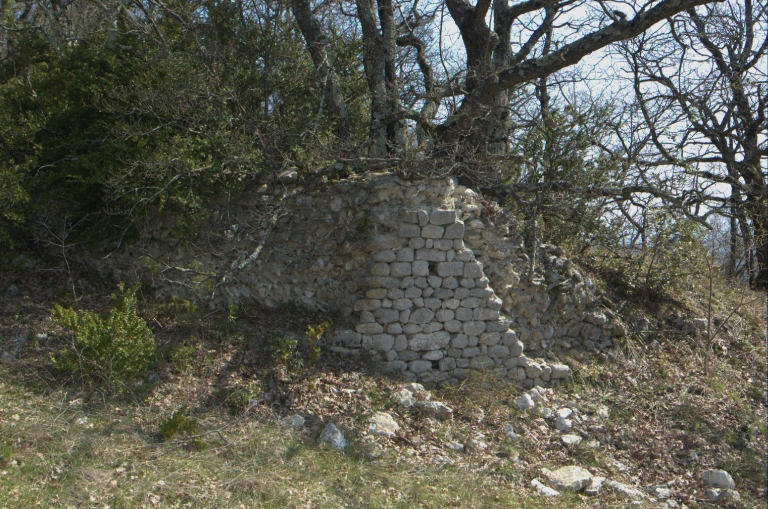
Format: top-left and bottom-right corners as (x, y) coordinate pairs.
(51, 283), (156, 389)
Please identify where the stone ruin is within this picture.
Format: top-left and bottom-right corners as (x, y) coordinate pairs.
(83, 173), (625, 387)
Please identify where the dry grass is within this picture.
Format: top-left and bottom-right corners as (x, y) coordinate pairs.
(0, 264), (764, 508)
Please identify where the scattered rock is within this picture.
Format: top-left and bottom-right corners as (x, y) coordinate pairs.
(607, 480), (645, 500)
(515, 394), (535, 410)
(368, 412), (400, 437)
(531, 479), (560, 497)
(413, 401), (453, 420)
(281, 414), (305, 428)
(392, 388), (416, 407)
(554, 417), (572, 431)
(542, 465), (593, 492)
(2, 330), (28, 363)
(318, 423), (348, 451)
(653, 487), (673, 499)
(701, 469), (735, 489)
(503, 423), (516, 439)
(537, 407), (553, 419)
(705, 488), (720, 501)
(715, 489), (740, 504)
(556, 407), (573, 419)
(584, 476), (605, 496)
(561, 434), (582, 446)
(446, 441), (464, 452)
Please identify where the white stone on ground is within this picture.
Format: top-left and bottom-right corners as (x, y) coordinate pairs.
(413, 401), (453, 420)
(531, 479), (560, 497)
(281, 414), (305, 428)
(584, 476), (605, 496)
(503, 423), (516, 439)
(318, 423), (348, 451)
(555, 417), (572, 431)
(515, 394), (535, 410)
(561, 434), (582, 446)
(541, 465), (593, 492)
(700, 469), (735, 489)
(606, 480), (645, 499)
(368, 412), (400, 437)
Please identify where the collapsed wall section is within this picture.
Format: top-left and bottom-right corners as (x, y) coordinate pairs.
(336, 207), (571, 388)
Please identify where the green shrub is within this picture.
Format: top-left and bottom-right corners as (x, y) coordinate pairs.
(306, 321), (329, 366)
(214, 382), (260, 414)
(271, 333), (299, 368)
(51, 283), (155, 388)
(158, 406), (199, 441)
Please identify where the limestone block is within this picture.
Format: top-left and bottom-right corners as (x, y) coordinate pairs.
(430, 209), (456, 225)
(444, 221), (465, 239)
(417, 210), (429, 226)
(428, 275), (443, 288)
(550, 364), (571, 379)
(526, 362), (543, 379)
(469, 356), (494, 369)
(399, 350), (419, 361)
(442, 277), (459, 289)
(393, 298), (413, 310)
(488, 345), (510, 357)
(366, 277), (400, 289)
(372, 334), (395, 351)
(399, 309), (412, 324)
(416, 249), (445, 262)
(439, 357), (456, 371)
(366, 288), (388, 299)
(409, 308), (435, 324)
(422, 350), (444, 361)
(387, 323), (403, 334)
(475, 277), (489, 288)
(381, 299), (392, 308)
(479, 332), (501, 346)
(504, 357), (518, 368)
(390, 262), (412, 277)
(374, 309), (400, 324)
(409, 331), (450, 350)
(403, 211), (419, 224)
(412, 297), (424, 307)
(424, 298), (441, 310)
(455, 359), (469, 368)
(393, 335), (408, 351)
(400, 277), (415, 288)
(434, 239), (453, 251)
(459, 320), (485, 336)
(487, 296), (503, 310)
(486, 319), (511, 333)
(470, 288), (494, 298)
(426, 322), (443, 332)
(409, 360), (433, 373)
(373, 250), (397, 262)
(404, 287), (421, 298)
(433, 289), (453, 299)
(386, 360), (408, 372)
(397, 248), (415, 262)
(399, 224), (421, 238)
(360, 311), (375, 323)
(464, 261), (483, 278)
(442, 298), (460, 309)
(355, 323), (384, 334)
(454, 288), (470, 300)
(461, 297), (482, 308)
(474, 308), (499, 321)
(443, 321), (461, 334)
(437, 262), (464, 277)
(541, 366), (552, 382)
(456, 249), (474, 262)
(354, 299), (382, 311)
(462, 347), (480, 357)
(435, 309), (454, 322)
(409, 237), (426, 249)
(421, 225), (445, 239)
(369, 235), (402, 251)
(460, 278), (476, 288)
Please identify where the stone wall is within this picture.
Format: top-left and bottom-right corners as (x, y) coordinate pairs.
(82, 173), (623, 385)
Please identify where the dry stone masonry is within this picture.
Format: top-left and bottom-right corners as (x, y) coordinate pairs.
(81, 173), (624, 385)
(343, 207), (570, 387)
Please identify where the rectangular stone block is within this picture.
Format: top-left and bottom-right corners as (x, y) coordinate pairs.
(439, 357), (456, 371)
(409, 237), (426, 249)
(403, 211), (419, 224)
(416, 249), (446, 262)
(470, 288), (494, 298)
(462, 321), (486, 335)
(354, 299), (382, 311)
(356, 322), (384, 334)
(462, 347), (480, 358)
(421, 225), (445, 239)
(430, 209), (456, 225)
(371, 334), (395, 351)
(474, 307), (499, 321)
(454, 307), (473, 321)
(464, 261), (483, 278)
(409, 331), (450, 351)
(399, 223), (421, 238)
(371, 262), (391, 276)
(373, 250), (397, 262)
(374, 308), (400, 324)
(417, 209), (429, 226)
(366, 288), (387, 299)
(479, 331), (501, 346)
(397, 248), (415, 262)
(486, 319), (512, 333)
(444, 221), (465, 239)
(437, 262), (464, 277)
(390, 262), (412, 277)
(433, 239), (453, 251)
